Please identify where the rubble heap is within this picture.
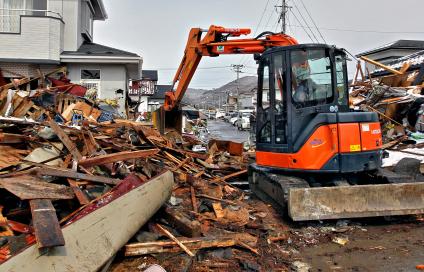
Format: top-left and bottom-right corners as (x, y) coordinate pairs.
(351, 56), (424, 166)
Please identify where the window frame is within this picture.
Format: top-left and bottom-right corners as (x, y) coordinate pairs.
(290, 48), (335, 109)
(80, 69), (101, 80)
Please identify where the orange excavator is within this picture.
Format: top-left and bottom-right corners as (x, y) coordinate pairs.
(158, 25), (424, 221)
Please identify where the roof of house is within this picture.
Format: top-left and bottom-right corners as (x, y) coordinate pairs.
(372, 50), (424, 76)
(91, 0), (108, 20)
(150, 85), (172, 99)
(357, 40), (424, 57)
(142, 70), (158, 81)
(62, 42), (140, 58)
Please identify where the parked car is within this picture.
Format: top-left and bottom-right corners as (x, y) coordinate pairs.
(215, 110), (226, 119)
(224, 112), (237, 122)
(236, 109), (254, 130)
(230, 115), (238, 126)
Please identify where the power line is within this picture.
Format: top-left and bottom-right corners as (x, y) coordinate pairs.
(299, 0), (326, 43)
(253, 0), (271, 36)
(289, 25), (424, 34)
(289, 9), (314, 42)
(239, 0), (271, 66)
(291, 0), (319, 43)
(154, 66), (231, 71)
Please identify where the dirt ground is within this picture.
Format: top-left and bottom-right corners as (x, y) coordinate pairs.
(300, 219), (424, 272)
(109, 196), (424, 272)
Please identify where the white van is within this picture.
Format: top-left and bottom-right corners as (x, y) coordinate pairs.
(236, 109), (254, 130)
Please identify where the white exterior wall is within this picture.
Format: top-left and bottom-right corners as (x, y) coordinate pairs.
(67, 63), (128, 115)
(137, 96), (149, 113)
(0, 16), (63, 61)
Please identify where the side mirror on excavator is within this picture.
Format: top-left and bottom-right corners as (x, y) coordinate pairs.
(254, 53), (262, 63)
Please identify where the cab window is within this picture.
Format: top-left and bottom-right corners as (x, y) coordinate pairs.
(335, 52), (348, 106)
(258, 64), (271, 143)
(291, 49), (333, 108)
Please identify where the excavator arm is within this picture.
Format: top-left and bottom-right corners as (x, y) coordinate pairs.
(164, 25), (298, 111)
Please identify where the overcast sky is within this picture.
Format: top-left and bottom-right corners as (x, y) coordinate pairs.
(94, 0), (424, 89)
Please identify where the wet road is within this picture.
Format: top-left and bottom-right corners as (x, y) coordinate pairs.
(207, 119), (250, 143)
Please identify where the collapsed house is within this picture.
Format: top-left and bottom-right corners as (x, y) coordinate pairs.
(351, 48), (424, 166)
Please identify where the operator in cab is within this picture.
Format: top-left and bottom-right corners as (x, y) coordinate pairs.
(291, 50), (317, 104)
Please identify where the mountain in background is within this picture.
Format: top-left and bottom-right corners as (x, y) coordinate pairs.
(182, 76), (257, 107)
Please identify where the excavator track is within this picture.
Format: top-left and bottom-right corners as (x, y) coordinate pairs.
(249, 162), (424, 221)
(248, 164), (309, 217)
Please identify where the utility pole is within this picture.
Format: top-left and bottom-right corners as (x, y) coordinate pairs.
(231, 64), (244, 110)
(276, 0), (290, 34)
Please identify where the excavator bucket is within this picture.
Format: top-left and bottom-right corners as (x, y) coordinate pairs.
(288, 182), (424, 221)
(152, 107), (182, 134)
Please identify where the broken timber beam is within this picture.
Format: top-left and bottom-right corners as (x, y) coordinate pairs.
(30, 199), (65, 249)
(78, 149), (159, 168)
(163, 206), (201, 237)
(359, 56), (403, 75)
(35, 166), (120, 185)
(156, 224), (195, 257)
(125, 236), (236, 256)
(48, 120), (82, 161)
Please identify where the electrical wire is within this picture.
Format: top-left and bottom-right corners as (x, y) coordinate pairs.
(289, 9), (314, 42)
(291, 0), (319, 43)
(287, 24), (424, 34)
(238, 0), (271, 66)
(299, 0), (326, 43)
(154, 66), (232, 71)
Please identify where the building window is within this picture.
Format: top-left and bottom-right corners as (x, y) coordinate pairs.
(81, 69), (101, 80)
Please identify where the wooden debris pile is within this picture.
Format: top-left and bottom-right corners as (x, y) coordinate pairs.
(350, 56), (424, 165)
(0, 112), (274, 270)
(0, 67), (117, 124)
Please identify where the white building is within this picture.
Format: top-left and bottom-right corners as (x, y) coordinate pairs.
(0, 0), (142, 115)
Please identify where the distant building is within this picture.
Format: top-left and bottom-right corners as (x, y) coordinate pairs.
(356, 40), (424, 73)
(0, 0), (142, 116)
(129, 70), (158, 113)
(148, 84), (172, 112)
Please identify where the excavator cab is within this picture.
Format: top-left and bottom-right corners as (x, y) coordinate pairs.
(250, 44), (424, 221)
(255, 44), (381, 173)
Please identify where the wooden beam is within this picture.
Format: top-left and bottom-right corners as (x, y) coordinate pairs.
(48, 120), (82, 161)
(78, 149), (159, 168)
(30, 199), (65, 249)
(163, 206), (201, 237)
(190, 186), (198, 213)
(359, 56), (403, 75)
(213, 169), (247, 182)
(0, 175), (74, 200)
(156, 224), (195, 257)
(35, 166), (120, 185)
(125, 236), (236, 256)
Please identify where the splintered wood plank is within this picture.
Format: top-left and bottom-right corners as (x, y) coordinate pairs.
(125, 236), (237, 256)
(163, 206), (201, 237)
(156, 224), (195, 257)
(61, 156), (90, 205)
(78, 149), (159, 168)
(359, 56), (403, 75)
(0, 133), (26, 143)
(67, 179), (90, 205)
(0, 175), (74, 200)
(30, 199), (65, 249)
(212, 202), (225, 219)
(36, 165), (120, 185)
(48, 120), (82, 161)
(0, 206), (14, 236)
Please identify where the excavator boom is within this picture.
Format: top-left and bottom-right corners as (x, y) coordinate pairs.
(164, 25), (298, 111)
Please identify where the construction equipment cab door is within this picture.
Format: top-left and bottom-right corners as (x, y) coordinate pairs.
(257, 53), (290, 167)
